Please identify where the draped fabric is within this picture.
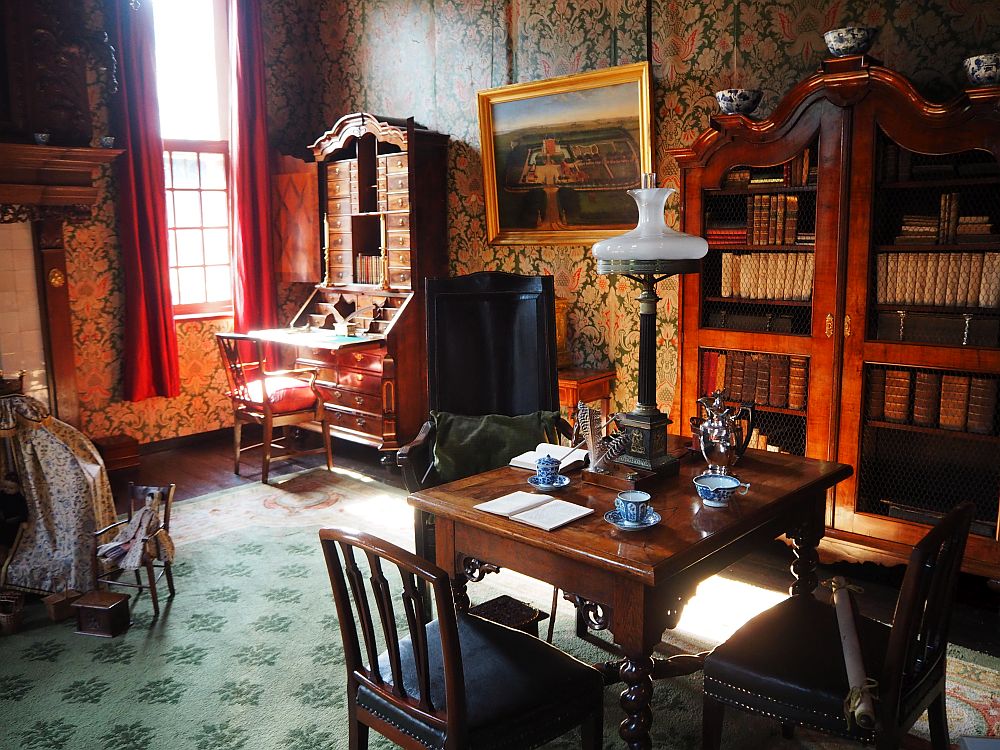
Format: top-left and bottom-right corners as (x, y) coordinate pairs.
(0, 396), (116, 594)
(110, 1), (181, 399)
(230, 0), (278, 332)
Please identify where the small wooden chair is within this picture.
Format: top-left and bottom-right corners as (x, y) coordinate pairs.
(319, 527), (605, 750)
(93, 483), (177, 616)
(702, 502), (975, 750)
(216, 332), (333, 484)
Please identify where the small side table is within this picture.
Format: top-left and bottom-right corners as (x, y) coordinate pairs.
(558, 367), (616, 434)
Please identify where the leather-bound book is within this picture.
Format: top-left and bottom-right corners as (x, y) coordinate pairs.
(945, 253), (961, 307)
(868, 368), (886, 420)
(956, 253), (973, 310)
(939, 374), (971, 431)
(728, 351), (746, 402)
(788, 356), (808, 410)
(743, 354), (760, 404)
(769, 354), (790, 408)
(701, 351), (719, 397)
(886, 254), (899, 304)
(754, 354), (771, 406)
(883, 369), (911, 423)
(966, 377), (997, 435)
(923, 253), (940, 306)
(967, 253), (983, 307)
(715, 353), (728, 394)
(876, 254), (888, 304)
(933, 253), (950, 307)
(721, 253), (733, 297)
(912, 371), (941, 427)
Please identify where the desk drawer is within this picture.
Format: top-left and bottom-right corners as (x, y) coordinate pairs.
(327, 176), (352, 199)
(388, 249), (410, 268)
(325, 406), (383, 437)
(327, 214), (350, 233)
(337, 368), (381, 395)
(378, 153), (408, 174)
(384, 213), (409, 231)
(320, 387), (381, 415)
(379, 174), (409, 193)
(327, 234), (351, 252)
(298, 351), (338, 369)
(327, 196), (352, 215)
(388, 268), (412, 288)
(326, 267), (352, 285)
(386, 230), (409, 250)
(326, 160), (354, 180)
(338, 348), (383, 374)
(379, 193), (409, 212)
(326, 250), (351, 268)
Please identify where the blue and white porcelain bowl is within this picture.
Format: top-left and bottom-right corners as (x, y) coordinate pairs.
(714, 88), (762, 115)
(823, 26), (878, 57)
(693, 473), (750, 508)
(963, 54), (1000, 86)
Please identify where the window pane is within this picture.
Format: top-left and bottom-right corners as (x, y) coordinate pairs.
(168, 229), (177, 267)
(201, 191), (227, 227)
(171, 152), (200, 188)
(175, 229), (204, 267)
(165, 193), (175, 227)
(200, 153), (226, 189)
(173, 191), (202, 227)
(163, 152), (172, 188)
(203, 228), (229, 265)
(205, 265), (232, 302)
(177, 267), (207, 305)
(170, 268), (179, 306)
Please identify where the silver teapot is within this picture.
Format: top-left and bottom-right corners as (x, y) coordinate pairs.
(694, 392), (756, 475)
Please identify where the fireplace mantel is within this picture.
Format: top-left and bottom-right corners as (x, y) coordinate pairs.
(0, 143), (122, 215)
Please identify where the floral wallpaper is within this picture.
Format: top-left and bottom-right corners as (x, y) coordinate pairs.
(52, 0), (1000, 445)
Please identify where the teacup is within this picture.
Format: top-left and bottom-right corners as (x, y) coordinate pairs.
(33, 132), (50, 145)
(693, 473), (750, 508)
(823, 26), (878, 57)
(615, 490), (652, 526)
(535, 454), (560, 486)
(99, 135), (116, 148)
(714, 88), (762, 115)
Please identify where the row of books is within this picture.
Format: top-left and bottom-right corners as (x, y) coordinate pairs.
(748, 194), (801, 245)
(875, 252), (1000, 308)
(881, 144), (1000, 182)
(893, 195), (998, 245)
(722, 148), (815, 188)
(355, 255), (383, 285)
(701, 351), (808, 410)
(746, 428), (795, 454)
(719, 252), (814, 301)
(870, 369), (997, 434)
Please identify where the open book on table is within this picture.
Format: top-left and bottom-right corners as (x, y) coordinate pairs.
(474, 491), (593, 531)
(509, 443), (588, 472)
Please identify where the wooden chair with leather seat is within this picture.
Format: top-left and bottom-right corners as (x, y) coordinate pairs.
(93, 483), (177, 616)
(702, 502), (974, 750)
(319, 527), (605, 750)
(216, 332), (333, 484)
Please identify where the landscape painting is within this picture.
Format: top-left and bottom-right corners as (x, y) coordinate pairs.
(478, 63), (652, 245)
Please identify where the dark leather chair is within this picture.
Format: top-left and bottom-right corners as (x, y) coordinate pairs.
(702, 502), (974, 750)
(319, 527), (604, 750)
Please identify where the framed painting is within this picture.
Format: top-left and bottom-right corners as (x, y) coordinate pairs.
(477, 62), (652, 246)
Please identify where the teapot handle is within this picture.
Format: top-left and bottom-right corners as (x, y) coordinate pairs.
(737, 402), (757, 455)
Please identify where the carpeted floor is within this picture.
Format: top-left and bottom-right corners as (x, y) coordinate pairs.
(1, 468), (997, 750)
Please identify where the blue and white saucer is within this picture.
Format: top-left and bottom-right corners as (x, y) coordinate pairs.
(527, 474), (571, 491)
(604, 508), (661, 531)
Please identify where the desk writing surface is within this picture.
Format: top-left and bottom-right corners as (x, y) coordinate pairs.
(247, 328), (380, 350)
(408, 449), (852, 587)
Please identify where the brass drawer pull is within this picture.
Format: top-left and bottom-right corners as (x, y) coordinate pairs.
(356, 417), (366, 428)
(825, 313), (834, 338)
(844, 314), (852, 338)
(354, 396), (364, 406)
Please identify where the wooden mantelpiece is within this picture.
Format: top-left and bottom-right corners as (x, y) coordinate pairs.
(0, 144), (121, 209)
(0, 143), (122, 426)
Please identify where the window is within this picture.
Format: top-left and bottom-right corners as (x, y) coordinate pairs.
(152, 0), (231, 315)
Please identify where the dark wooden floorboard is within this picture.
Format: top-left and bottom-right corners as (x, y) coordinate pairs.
(114, 429), (999, 658)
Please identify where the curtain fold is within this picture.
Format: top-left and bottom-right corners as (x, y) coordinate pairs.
(230, 0), (278, 332)
(110, 1), (181, 400)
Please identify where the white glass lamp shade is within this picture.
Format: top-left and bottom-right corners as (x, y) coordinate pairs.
(592, 187), (707, 275)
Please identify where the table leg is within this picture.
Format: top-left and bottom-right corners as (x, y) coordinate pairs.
(788, 495), (824, 597)
(618, 655), (654, 749)
(451, 572), (470, 612)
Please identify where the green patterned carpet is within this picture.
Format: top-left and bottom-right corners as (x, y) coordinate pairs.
(1, 469), (996, 750)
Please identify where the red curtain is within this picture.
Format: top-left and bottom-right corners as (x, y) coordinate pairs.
(110, 1), (181, 400)
(230, 0), (278, 332)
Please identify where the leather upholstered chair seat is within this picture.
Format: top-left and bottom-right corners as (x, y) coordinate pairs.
(242, 376), (318, 413)
(704, 595), (889, 741)
(357, 612), (605, 750)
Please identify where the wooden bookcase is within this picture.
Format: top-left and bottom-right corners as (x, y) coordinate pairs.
(289, 113), (448, 457)
(671, 57), (1000, 582)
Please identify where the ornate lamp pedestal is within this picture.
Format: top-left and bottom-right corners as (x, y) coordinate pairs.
(597, 259), (699, 474)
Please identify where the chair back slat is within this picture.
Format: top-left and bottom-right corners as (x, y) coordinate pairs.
(319, 528), (467, 735)
(127, 483), (176, 531)
(215, 333), (263, 405)
(340, 542), (385, 686)
(880, 503), (973, 725)
(401, 572), (435, 713)
(365, 551), (407, 696)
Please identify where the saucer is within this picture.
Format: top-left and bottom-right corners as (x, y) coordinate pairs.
(527, 474), (570, 491)
(604, 508), (661, 531)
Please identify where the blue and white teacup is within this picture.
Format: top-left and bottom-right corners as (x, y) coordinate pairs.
(535, 454), (560, 486)
(963, 54), (1000, 86)
(615, 490), (652, 526)
(693, 473), (750, 508)
(823, 26), (878, 57)
(714, 88), (762, 115)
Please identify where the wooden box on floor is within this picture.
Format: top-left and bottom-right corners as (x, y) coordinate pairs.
(73, 591), (130, 637)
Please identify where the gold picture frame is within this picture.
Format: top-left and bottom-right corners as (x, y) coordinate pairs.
(478, 62), (652, 246)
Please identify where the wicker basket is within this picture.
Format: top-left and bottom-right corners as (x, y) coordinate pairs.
(0, 590), (24, 635)
(43, 579), (83, 622)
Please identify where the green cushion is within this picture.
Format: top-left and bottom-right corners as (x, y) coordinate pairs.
(431, 411), (560, 484)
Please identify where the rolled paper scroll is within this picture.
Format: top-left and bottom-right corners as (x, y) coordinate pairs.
(830, 576), (877, 729)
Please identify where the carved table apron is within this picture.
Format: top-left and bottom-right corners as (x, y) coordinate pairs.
(408, 446), (852, 750)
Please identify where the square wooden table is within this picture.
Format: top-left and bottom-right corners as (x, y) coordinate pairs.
(407, 443), (852, 749)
